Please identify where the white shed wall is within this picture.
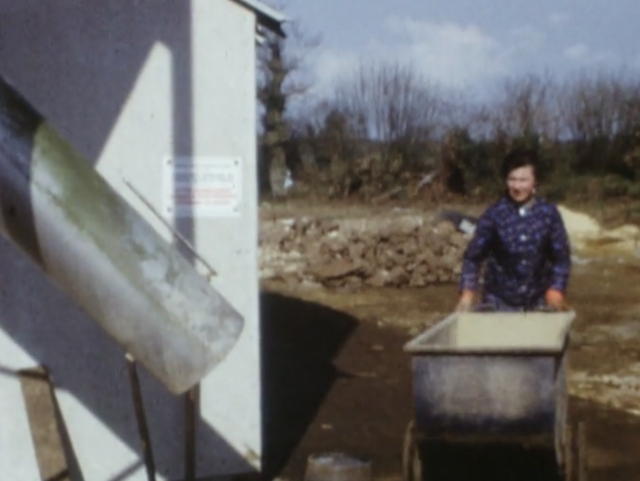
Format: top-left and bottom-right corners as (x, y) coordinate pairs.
(0, 0), (262, 479)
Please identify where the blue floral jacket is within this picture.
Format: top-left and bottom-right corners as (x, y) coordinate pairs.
(459, 196), (572, 309)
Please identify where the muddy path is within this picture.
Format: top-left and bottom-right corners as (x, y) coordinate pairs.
(260, 257), (640, 481)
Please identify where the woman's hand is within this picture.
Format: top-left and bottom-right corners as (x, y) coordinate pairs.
(456, 290), (476, 312)
(545, 289), (571, 311)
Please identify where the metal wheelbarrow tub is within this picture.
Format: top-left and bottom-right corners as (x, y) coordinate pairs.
(403, 311), (574, 445)
(402, 311), (586, 480)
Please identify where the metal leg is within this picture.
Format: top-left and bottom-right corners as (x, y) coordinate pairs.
(402, 421), (413, 481)
(564, 421), (588, 481)
(184, 384), (199, 481)
(402, 421), (423, 481)
(577, 422), (588, 481)
(555, 357), (569, 475)
(563, 423), (573, 481)
(125, 354), (156, 481)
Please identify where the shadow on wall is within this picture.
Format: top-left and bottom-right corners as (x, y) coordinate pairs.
(0, 0), (198, 244)
(259, 291), (358, 479)
(0, 0), (194, 167)
(0, 238), (256, 481)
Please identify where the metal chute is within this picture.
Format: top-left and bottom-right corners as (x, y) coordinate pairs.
(0, 75), (244, 394)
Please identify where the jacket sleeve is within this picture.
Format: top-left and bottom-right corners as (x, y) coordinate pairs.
(547, 205), (572, 292)
(459, 211), (495, 292)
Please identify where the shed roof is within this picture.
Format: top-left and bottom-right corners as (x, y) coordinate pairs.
(232, 0), (287, 37)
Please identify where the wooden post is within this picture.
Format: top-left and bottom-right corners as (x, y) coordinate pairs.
(18, 366), (71, 481)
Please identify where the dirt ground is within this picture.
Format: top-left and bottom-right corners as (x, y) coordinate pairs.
(259, 201), (640, 481)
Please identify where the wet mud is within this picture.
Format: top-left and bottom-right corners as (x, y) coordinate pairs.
(260, 256), (640, 481)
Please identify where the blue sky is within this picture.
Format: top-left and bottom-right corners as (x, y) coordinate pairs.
(276, 0), (640, 102)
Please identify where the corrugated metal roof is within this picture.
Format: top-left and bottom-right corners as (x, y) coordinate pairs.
(232, 0), (287, 37)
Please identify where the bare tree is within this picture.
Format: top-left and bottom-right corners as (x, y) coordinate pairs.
(561, 73), (619, 142)
(332, 60), (444, 169)
(489, 73), (560, 143)
(257, 10), (321, 197)
(557, 71), (640, 173)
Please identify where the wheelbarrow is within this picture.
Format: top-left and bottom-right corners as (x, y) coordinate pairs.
(402, 311), (586, 481)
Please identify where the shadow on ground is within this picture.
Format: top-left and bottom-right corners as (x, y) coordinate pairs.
(416, 443), (560, 481)
(570, 395), (640, 481)
(260, 291), (359, 479)
(258, 280), (640, 481)
(409, 394), (640, 481)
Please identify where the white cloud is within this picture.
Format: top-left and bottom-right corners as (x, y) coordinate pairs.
(311, 48), (360, 96)
(374, 17), (510, 87)
(509, 25), (545, 52)
(564, 44), (589, 61)
(563, 43), (618, 66)
(302, 16), (626, 103)
(548, 13), (570, 27)
(305, 18), (540, 100)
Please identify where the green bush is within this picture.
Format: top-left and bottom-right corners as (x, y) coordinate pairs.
(627, 182), (640, 199)
(601, 175), (632, 198)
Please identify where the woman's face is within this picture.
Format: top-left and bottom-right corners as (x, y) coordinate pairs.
(506, 165), (536, 204)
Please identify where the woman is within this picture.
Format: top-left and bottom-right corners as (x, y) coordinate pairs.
(456, 149), (572, 312)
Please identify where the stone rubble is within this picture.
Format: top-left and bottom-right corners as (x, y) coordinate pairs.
(259, 215), (470, 289)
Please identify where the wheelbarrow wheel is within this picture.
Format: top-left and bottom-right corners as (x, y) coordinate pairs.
(402, 421), (423, 481)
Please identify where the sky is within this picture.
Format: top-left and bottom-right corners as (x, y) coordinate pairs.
(275, 0), (640, 103)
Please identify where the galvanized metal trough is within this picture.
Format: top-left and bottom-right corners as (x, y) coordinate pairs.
(402, 311), (586, 481)
(0, 74), (244, 395)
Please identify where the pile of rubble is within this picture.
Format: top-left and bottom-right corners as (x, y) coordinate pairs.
(259, 215), (471, 289)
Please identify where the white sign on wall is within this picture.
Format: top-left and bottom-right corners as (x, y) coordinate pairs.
(163, 156), (242, 217)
